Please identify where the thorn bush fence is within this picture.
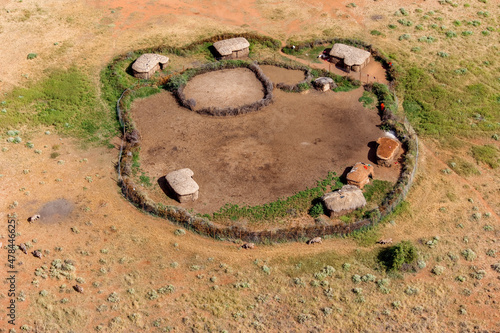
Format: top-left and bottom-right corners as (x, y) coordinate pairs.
(113, 36), (419, 243)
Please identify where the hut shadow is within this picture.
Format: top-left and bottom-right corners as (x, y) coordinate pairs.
(157, 176), (178, 202)
(334, 63), (350, 73)
(340, 166), (353, 184)
(208, 45), (220, 60)
(125, 61), (135, 77)
(367, 141), (378, 164)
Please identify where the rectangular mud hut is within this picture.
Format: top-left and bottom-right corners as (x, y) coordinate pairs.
(131, 53), (169, 79)
(322, 185), (367, 218)
(346, 162), (374, 189)
(165, 168), (199, 203)
(329, 43), (371, 72)
(213, 37), (250, 60)
(376, 137), (401, 167)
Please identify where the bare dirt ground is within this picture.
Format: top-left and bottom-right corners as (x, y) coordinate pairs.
(259, 65), (306, 85)
(1, 0), (499, 331)
(132, 83), (401, 215)
(183, 68), (265, 110)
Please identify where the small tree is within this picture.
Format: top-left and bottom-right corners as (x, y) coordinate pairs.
(378, 240), (418, 271)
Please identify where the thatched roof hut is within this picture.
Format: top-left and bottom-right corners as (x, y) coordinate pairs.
(132, 53), (169, 79)
(376, 137), (400, 167)
(313, 77), (337, 92)
(165, 168), (199, 203)
(329, 43), (371, 72)
(322, 185), (367, 218)
(346, 162), (374, 189)
(213, 37), (250, 60)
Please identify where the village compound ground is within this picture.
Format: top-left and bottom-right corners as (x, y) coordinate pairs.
(0, 0), (499, 332)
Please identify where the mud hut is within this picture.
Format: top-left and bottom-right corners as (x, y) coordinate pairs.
(313, 77), (336, 92)
(213, 37), (250, 60)
(346, 162), (374, 189)
(329, 43), (371, 72)
(165, 168), (199, 203)
(322, 185), (367, 218)
(132, 53), (169, 79)
(376, 137), (400, 167)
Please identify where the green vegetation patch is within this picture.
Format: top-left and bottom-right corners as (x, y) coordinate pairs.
(358, 91), (376, 108)
(2, 67), (118, 144)
(448, 157), (481, 176)
(402, 68), (499, 137)
(471, 145), (499, 168)
(363, 180), (393, 204)
(378, 240), (418, 271)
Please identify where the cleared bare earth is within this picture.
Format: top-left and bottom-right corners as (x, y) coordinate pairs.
(183, 68), (265, 110)
(132, 70), (401, 215)
(260, 64), (306, 85)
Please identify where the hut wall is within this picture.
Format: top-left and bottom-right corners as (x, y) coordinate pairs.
(329, 56), (371, 72)
(220, 47), (249, 60)
(133, 63), (161, 80)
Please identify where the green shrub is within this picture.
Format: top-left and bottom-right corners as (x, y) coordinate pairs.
(174, 229), (186, 236)
(358, 91), (375, 107)
(396, 8), (409, 16)
(461, 249), (477, 261)
(370, 30), (383, 36)
(27, 53), (37, 60)
(351, 274), (361, 283)
(462, 31), (473, 36)
(308, 202), (324, 218)
(397, 19), (413, 26)
(378, 241), (418, 271)
(431, 265), (445, 275)
(445, 31), (457, 38)
(418, 36), (436, 43)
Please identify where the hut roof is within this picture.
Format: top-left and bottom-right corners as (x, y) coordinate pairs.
(165, 168), (199, 196)
(322, 185), (366, 213)
(314, 77), (334, 85)
(347, 162), (374, 184)
(213, 37), (250, 56)
(329, 43), (370, 66)
(376, 137), (400, 160)
(132, 53), (169, 73)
